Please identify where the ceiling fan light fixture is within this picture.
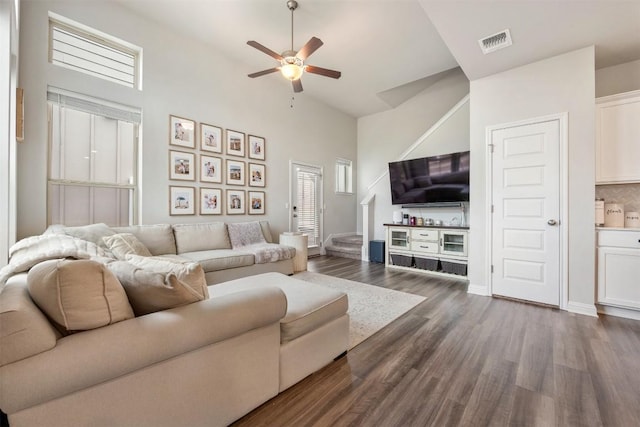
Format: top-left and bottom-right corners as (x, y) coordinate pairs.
(280, 56), (304, 80)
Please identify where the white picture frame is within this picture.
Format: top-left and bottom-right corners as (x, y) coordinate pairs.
(169, 115), (195, 148)
(226, 189), (245, 215)
(248, 191), (265, 215)
(169, 186), (195, 215)
(200, 155), (222, 183)
(169, 150), (195, 181)
(200, 187), (222, 215)
(200, 123), (222, 153)
(226, 129), (245, 157)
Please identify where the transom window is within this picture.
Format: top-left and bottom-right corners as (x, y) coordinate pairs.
(49, 13), (142, 89)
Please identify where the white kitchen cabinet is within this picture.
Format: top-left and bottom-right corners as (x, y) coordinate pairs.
(596, 90), (640, 184)
(597, 229), (640, 312)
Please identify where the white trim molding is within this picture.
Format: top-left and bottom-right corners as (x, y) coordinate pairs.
(467, 283), (491, 296)
(567, 301), (599, 318)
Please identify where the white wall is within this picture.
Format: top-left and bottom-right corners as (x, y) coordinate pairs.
(356, 68), (470, 238)
(596, 59), (640, 97)
(17, 0), (357, 241)
(469, 47), (596, 307)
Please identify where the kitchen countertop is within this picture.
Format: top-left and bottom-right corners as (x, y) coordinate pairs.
(384, 223), (470, 230)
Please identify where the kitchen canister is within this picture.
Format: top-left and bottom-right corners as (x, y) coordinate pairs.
(625, 211), (640, 228)
(604, 203), (624, 227)
(595, 198), (605, 226)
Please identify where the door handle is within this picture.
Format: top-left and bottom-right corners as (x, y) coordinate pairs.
(547, 219), (557, 226)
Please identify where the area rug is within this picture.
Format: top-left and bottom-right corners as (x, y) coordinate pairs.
(293, 271), (426, 349)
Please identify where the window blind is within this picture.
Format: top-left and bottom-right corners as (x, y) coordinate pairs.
(47, 88), (141, 123)
(297, 170), (320, 246)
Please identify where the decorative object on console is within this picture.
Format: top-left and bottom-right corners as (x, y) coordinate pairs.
(246, 0), (341, 94)
(200, 188), (222, 215)
(169, 115), (195, 148)
(596, 198), (605, 226)
(200, 123), (222, 153)
(169, 186), (195, 215)
(169, 150), (195, 181)
(248, 135), (266, 160)
(226, 129), (245, 157)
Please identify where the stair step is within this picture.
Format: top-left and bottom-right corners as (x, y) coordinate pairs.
(325, 245), (362, 260)
(332, 235), (363, 246)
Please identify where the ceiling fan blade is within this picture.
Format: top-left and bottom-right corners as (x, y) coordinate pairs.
(305, 65), (341, 79)
(247, 41), (283, 61)
(248, 68), (280, 78)
(296, 37), (323, 61)
(292, 79), (303, 93)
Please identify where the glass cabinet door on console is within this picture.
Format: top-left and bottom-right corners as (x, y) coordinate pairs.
(389, 228), (410, 250)
(440, 231), (468, 256)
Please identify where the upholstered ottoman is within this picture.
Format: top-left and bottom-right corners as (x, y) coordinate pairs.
(208, 272), (349, 391)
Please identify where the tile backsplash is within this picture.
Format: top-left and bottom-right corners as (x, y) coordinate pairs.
(596, 183), (640, 212)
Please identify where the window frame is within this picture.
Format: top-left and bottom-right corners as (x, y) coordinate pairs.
(335, 157), (353, 195)
(48, 13), (142, 90)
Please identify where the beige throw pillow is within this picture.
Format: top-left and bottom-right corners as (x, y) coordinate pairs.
(109, 256), (208, 316)
(27, 259), (134, 332)
(103, 233), (152, 260)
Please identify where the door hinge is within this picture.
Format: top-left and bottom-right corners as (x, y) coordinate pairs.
(491, 205), (494, 213)
(491, 265), (494, 273)
(489, 144), (495, 153)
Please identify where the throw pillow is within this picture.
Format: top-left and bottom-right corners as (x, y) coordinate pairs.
(27, 259), (134, 333)
(227, 222), (267, 248)
(103, 233), (152, 260)
(110, 255), (208, 316)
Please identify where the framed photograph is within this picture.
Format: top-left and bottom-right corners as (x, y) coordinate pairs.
(200, 123), (222, 153)
(248, 162), (266, 187)
(248, 191), (265, 215)
(169, 150), (195, 181)
(200, 155), (222, 183)
(226, 189), (245, 215)
(226, 159), (245, 186)
(169, 186), (195, 215)
(226, 129), (245, 157)
(200, 187), (222, 215)
(248, 135), (265, 160)
(169, 115), (195, 148)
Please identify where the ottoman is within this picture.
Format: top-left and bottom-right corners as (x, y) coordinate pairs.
(208, 272), (350, 391)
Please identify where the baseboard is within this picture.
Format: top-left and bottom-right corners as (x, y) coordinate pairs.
(566, 301), (599, 318)
(597, 304), (640, 321)
(467, 283), (490, 296)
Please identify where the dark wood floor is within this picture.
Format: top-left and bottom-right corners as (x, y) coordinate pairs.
(234, 256), (640, 427)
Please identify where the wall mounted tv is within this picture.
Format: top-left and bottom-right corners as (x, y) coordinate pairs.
(389, 151), (470, 206)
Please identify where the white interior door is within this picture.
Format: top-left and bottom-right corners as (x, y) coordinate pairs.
(290, 162), (323, 256)
(490, 119), (561, 306)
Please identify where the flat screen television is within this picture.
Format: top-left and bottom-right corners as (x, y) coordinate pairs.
(389, 151), (470, 205)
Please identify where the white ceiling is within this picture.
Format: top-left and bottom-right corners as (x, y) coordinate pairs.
(116, 0), (640, 118)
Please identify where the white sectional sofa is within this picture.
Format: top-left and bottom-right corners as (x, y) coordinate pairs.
(0, 221), (350, 426)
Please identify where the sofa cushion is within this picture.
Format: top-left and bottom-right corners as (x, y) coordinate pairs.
(110, 255), (209, 315)
(27, 259), (134, 333)
(112, 224), (177, 256)
(173, 222), (231, 253)
(208, 272), (348, 343)
(227, 221), (267, 248)
(179, 249), (255, 272)
(102, 233), (152, 260)
(0, 274), (59, 366)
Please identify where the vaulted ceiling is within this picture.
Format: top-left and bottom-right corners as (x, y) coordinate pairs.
(117, 0), (640, 118)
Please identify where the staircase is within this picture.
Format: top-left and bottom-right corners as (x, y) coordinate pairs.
(325, 234), (363, 260)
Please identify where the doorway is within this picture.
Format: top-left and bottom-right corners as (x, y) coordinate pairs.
(290, 161), (323, 256)
(488, 114), (567, 307)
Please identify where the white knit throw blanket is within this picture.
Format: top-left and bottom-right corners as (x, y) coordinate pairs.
(0, 234), (109, 290)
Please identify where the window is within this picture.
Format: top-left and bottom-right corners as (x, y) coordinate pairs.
(49, 14), (141, 89)
(335, 158), (353, 194)
(47, 88), (141, 227)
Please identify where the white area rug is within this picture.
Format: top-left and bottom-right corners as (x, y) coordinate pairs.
(294, 271), (426, 349)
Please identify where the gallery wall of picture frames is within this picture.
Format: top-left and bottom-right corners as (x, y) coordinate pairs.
(168, 114), (267, 216)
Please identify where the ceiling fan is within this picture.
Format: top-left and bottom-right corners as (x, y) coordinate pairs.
(247, 0), (341, 93)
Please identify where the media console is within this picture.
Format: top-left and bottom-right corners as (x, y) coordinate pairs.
(384, 224), (469, 280)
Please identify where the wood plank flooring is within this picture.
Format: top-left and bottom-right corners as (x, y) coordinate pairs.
(233, 256), (640, 427)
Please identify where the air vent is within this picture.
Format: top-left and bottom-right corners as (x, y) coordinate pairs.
(478, 29), (512, 54)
